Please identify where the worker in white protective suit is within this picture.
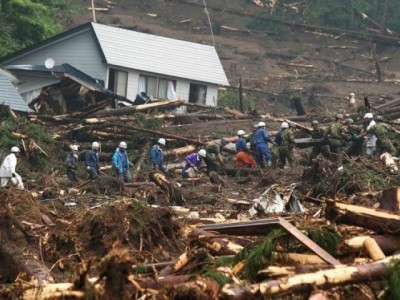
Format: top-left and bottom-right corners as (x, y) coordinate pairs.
(0, 146), (24, 189)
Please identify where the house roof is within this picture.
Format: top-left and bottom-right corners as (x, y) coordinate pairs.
(0, 76), (33, 112)
(0, 22), (229, 86)
(6, 64), (130, 101)
(91, 23), (229, 86)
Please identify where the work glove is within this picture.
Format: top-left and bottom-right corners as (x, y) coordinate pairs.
(11, 173), (16, 177)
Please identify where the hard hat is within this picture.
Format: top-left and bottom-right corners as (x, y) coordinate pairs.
(311, 120), (319, 126)
(345, 118), (354, 124)
(92, 141), (100, 149)
(258, 121), (266, 127)
(237, 130), (245, 135)
(157, 138), (166, 145)
(350, 92), (355, 96)
(119, 141), (127, 149)
(70, 145), (79, 151)
(335, 114), (343, 120)
(198, 149), (207, 158)
(364, 113), (373, 119)
(11, 146), (20, 153)
(281, 122), (289, 129)
(10, 177), (18, 186)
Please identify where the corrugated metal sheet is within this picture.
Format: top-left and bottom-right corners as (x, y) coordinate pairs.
(92, 23), (229, 86)
(0, 76), (32, 112)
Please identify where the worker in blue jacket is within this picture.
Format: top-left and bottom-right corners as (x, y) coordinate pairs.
(150, 138), (167, 174)
(112, 141), (132, 182)
(85, 141), (101, 180)
(252, 121), (275, 168)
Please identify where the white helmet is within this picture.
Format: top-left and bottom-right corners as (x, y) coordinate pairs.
(258, 121), (266, 127)
(11, 146), (20, 153)
(350, 92), (355, 97)
(158, 138), (166, 146)
(119, 141), (127, 149)
(364, 113), (374, 119)
(281, 122), (289, 129)
(70, 145), (79, 151)
(198, 149), (207, 158)
(92, 141), (100, 149)
(237, 130), (245, 136)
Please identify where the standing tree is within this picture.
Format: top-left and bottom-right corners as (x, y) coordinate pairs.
(0, 0), (62, 57)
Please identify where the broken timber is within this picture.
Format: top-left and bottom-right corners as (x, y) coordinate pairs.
(149, 171), (185, 205)
(200, 217), (288, 236)
(278, 218), (341, 266)
(325, 200), (400, 234)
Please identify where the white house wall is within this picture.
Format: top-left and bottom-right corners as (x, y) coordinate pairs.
(124, 69), (218, 106)
(1, 29), (108, 83)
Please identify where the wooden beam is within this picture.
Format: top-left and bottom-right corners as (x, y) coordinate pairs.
(278, 217), (341, 265)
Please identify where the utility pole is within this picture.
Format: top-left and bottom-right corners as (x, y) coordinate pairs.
(91, 0), (96, 22)
(239, 77), (244, 113)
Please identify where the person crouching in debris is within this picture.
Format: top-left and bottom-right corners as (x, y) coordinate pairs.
(182, 149), (206, 178)
(150, 138), (168, 175)
(252, 121), (276, 168)
(66, 145), (79, 181)
(112, 141), (132, 182)
(275, 122), (297, 168)
(85, 141), (101, 180)
(235, 130), (256, 168)
(204, 138), (228, 174)
(0, 146), (24, 189)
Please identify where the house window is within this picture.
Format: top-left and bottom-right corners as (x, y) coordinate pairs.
(139, 75), (176, 100)
(108, 68), (128, 97)
(189, 83), (207, 104)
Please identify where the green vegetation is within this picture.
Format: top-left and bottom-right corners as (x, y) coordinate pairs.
(233, 229), (286, 281)
(217, 89), (256, 111)
(0, 0), (83, 57)
(306, 227), (341, 255)
(384, 259), (400, 300)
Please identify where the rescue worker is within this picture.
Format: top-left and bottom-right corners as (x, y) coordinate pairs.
(0, 146), (24, 189)
(85, 141), (101, 180)
(235, 130), (256, 168)
(204, 139), (227, 174)
(112, 141), (132, 182)
(363, 113), (377, 158)
(182, 149), (206, 178)
(66, 145), (79, 181)
(253, 121), (275, 168)
(308, 120), (330, 164)
(275, 122), (297, 168)
(324, 114), (346, 164)
(344, 118), (363, 157)
(369, 115), (396, 155)
(150, 138), (167, 175)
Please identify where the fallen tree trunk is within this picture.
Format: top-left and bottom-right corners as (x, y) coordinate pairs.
(342, 235), (400, 255)
(222, 253), (400, 298)
(94, 100), (185, 117)
(189, 228), (245, 255)
(164, 145), (196, 157)
(325, 200), (400, 234)
(107, 122), (205, 146)
(149, 171), (185, 205)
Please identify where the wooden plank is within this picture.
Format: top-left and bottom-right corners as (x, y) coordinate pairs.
(278, 217), (341, 265)
(201, 217), (289, 236)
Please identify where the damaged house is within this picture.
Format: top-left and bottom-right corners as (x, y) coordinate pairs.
(0, 22), (229, 108)
(0, 68), (32, 113)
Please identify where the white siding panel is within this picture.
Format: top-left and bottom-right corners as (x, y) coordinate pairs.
(2, 30), (107, 82)
(206, 85), (218, 106)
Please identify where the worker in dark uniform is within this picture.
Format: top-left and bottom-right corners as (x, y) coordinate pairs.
(344, 118), (363, 157)
(324, 114), (346, 165)
(308, 120), (330, 165)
